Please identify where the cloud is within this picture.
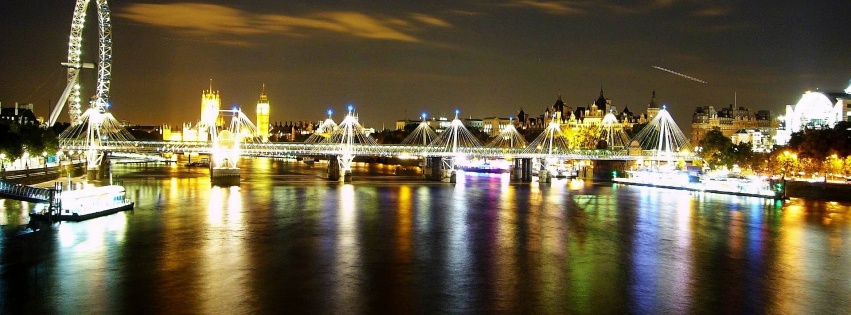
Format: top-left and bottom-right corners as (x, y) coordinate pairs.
(503, 1), (585, 15)
(446, 9), (484, 17)
(117, 3), (451, 45)
(692, 7), (731, 17)
(410, 13), (453, 28)
(502, 0), (722, 16)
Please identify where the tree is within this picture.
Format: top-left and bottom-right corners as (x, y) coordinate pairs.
(730, 142), (754, 170)
(626, 123), (647, 139)
(824, 153), (844, 180)
(467, 127), (492, 144)
(697, 128), (732, 169)
(372, 129), (409, 144)
(518, 128), (543, 143)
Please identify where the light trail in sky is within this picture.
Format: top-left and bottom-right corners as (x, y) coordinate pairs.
(652, 66), (707, 84)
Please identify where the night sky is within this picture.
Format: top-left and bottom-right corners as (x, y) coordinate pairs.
(1, 1), (849, 134)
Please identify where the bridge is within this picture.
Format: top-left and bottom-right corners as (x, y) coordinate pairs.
(57, 105), (696, 184)
(45, 0), (699, 185)
(0, 181), (52, 203)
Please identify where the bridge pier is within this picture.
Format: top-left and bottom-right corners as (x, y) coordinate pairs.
(424, 157), (441, 181)
(444, 169), (456, 183)
(538, 158), (551, 184)
(522, 158), (533, 181)
(512, 159), (522, 181)
(211, 168), (240, 186)
(328, 157), (341, 181)
(582, 160), (628, 181)
(86, 154), (111, 180)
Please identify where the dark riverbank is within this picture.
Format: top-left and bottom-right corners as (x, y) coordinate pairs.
(785, 180), (851, 201)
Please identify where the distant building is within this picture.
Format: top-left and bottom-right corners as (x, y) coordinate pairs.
(428, 116), (451, 133)
(256, 84), (270, 141)
(691, 104), (777, 147)
(463, 118), (483, 130)
(731, 129), (773, 153)
(126, 125), (167, 140)
(200, 84), (222, 128)
(0, 102), (39, 126)
(775, 81), (851, 145)
(528, 89), (653, 133)
(482, 117), (511, 136)
(395, 119), (420, 130)
(269, 121), (317, 141)
(166, 83), (226, 141)
(646, 90), (660, 121)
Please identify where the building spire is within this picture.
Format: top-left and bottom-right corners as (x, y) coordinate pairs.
(259, 83), (268, 102)
(648, 90), (658, 109)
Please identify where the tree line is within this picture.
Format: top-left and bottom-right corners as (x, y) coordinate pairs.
(697, 121), (851, 179)
(0, 122), (66, 162)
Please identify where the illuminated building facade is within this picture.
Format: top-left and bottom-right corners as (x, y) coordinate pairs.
(482, 117), (512, 136)
(531, 89), (653, 135)
(201, 85), (222, 128)
(775, 81), (851, 145)
(690, 104), (776, 146)
(256, 84), (270, 141)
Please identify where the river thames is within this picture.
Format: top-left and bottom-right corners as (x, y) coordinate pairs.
(1, 158), (850, 314)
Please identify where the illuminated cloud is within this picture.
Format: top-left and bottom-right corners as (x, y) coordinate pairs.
(410, 14), (453, 28)
(503, 1), (585, 15)
(502, 0), (721, 15)
(117, 3), (451, 45)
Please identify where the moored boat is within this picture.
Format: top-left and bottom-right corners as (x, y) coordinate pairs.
(30, 185), (135, 221)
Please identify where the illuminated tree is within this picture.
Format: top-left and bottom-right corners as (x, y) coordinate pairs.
(698, 128), (731, 169)
(824, 153), (844, 180)
(844, 156), (851, 177)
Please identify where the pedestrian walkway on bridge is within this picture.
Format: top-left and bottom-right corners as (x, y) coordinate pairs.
(0, 180), (52, 203)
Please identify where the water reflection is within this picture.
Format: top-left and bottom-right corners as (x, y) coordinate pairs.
(201, 186), (250, 313)
(0, 159), (850, 313)
(446, 181), (472, 311)
(52, 214), (128, 313)
(333, 184), (361, 313)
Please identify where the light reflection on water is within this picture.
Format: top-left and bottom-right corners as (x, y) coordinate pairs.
(0, 159), (850, 313)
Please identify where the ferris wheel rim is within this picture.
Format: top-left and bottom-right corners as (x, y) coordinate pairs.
(60, 0), (112, 126)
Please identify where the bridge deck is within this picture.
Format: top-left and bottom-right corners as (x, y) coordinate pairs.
(0, 180), (51, 203)
(59, 139), (698, 161)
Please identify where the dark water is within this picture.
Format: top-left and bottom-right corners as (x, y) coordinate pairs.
(1, 158), (850, 314)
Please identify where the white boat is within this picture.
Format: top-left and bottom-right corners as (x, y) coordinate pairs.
(30, 185), (134, 221)
(614, 170), (782, 199)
